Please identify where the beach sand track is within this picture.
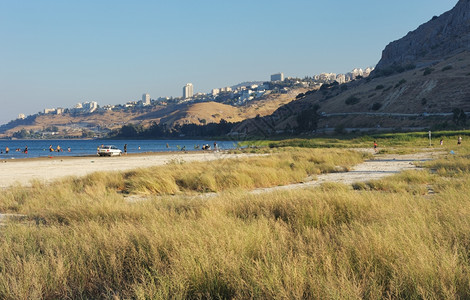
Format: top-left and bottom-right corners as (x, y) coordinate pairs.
(0, 151), (253, 188)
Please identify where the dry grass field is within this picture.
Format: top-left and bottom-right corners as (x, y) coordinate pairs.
(0, 137), (469, 299)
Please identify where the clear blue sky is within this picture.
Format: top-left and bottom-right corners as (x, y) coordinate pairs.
(0, 0), (457, 125)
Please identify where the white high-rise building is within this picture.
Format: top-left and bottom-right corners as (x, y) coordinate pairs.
(82, 101), (98, 113)
(183, 83), (194, 99)
(142, 93), (150, 105)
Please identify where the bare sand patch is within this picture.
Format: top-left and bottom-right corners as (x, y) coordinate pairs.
(0, 151), (251, 188)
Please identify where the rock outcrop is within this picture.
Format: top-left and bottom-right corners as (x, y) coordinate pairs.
(376, 0), (470, 70)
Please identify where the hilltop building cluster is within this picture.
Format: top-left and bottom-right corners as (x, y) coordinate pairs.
(42, 101), (98, 116)
(21, 67), (373, 121)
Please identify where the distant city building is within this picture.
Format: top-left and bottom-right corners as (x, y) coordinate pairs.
(211, 88), (220, 97)
(317, 73), (336, 82)
(336, 74), (346, 84)
(18, 113), (25, 120)
(183, 83), (194, 99)
(363, 67), (374, 77)
(220, 86), (232, 92)
(44, 108), (56, 114)
(271, 73), (284, 82)
(142, 93), (150, 105)
(82, 101), (98, 113)
(56, 108), (64, 115)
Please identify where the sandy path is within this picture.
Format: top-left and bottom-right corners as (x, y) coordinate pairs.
(0, 151), (251, 188)
(251, 151), (438, 194)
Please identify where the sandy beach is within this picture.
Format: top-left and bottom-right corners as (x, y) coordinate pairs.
(0, 151), (251, 188)
(0, 149), (440, 190)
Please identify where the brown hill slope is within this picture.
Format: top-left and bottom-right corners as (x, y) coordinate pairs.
(233, 1), (470, 135)
(233, 51), (470, 135)
(0, 88), (306, 138)
(138, 89), (306, 126)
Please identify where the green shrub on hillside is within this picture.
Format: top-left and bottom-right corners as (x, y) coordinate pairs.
(395, 79), (407, 88)
(441, 65), (453, 71)
(423, 67), (434, 76)
(371, 102), (382, 111)
(345, 96), (360, 105)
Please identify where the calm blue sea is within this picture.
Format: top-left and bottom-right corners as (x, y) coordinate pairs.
(0, 139), (240, 159)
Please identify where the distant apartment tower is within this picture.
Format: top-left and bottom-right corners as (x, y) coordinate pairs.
(271, 72), (284, 82)
(18, 113), (25, 120)
(82, 101), (98, 113)
(183, 83), (194, 99)
(211, 88), (220, 97)
(142, 93), (150, 105)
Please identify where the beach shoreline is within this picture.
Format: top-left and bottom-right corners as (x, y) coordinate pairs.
(0, 150), (210, 163)
(0, 150), (242, 188)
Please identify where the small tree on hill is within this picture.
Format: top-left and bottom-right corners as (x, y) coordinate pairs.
(453, 108), (467, 126)
(296, 104), (320, 132)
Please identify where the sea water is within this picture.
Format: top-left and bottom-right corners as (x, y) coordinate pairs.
(0, 139), (240, 159)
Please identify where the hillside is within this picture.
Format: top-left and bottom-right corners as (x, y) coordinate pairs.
(0, 88), (306, 138)
(233, 0), (470, 135)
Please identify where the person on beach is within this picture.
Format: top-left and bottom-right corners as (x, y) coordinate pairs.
(458, 136), (462, 146)
(213, 142), (217, 151)
(124, 144), (127, 155)
(5, 147), (9, 154)
(24, 146), (28, 154)
(440, 139), (443, 146)
(49, 145), (54, 152)
(373, 141), (378, 153)
(67, 147), (71, 152)
(57, 145), (61, 152)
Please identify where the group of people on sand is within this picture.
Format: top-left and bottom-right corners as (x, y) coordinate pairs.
(201, 142), (218, 151)
(170, 142), (219, 151)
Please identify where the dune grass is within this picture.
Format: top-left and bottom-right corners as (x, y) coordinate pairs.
(0, 144), (470, 298)
(251, 129), (470, 153)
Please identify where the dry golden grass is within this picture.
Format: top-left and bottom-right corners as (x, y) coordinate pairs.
(0, 145), (469, 298)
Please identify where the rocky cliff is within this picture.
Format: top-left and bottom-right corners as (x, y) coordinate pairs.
(376, 0), (470, 70)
